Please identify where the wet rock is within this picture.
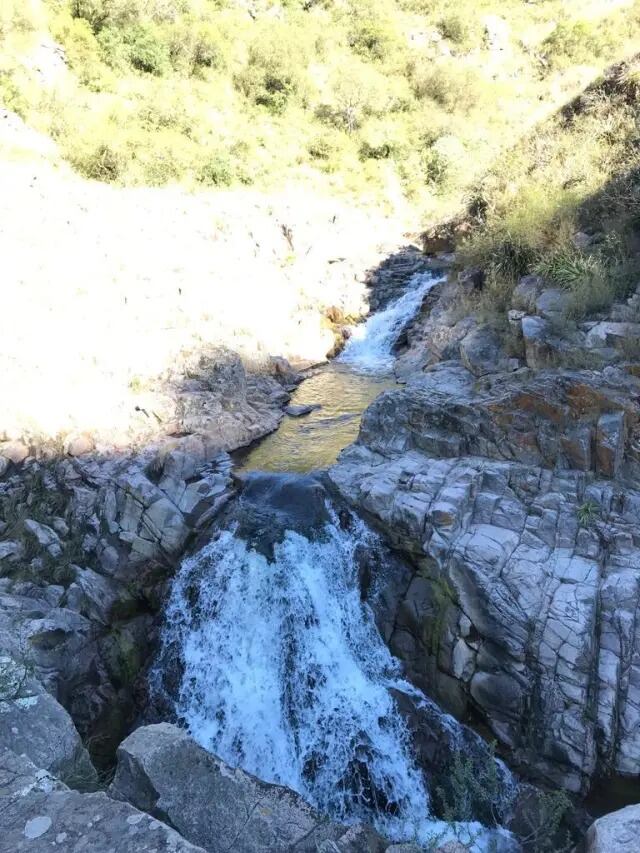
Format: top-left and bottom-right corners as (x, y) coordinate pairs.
(329, 364), (640, 792)
(110, 723), (359, 853)
(585, 804), (640, 852)
(285, 403), (322, 417)
(227, 472), (332, 558)
(0, 748), (206, 852)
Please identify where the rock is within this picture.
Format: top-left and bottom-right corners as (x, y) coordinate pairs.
(595, 411), (625, 477)
(23, 519), (63, 558)
(0, 541), (24, 562)
(110, 722), (367, 853)
(458, 267), (484, 294)
(0, 655), (97, 789)
(459, 325), (518, 377)
(221, 472), (332, 558)
(285, 403), (321, 417)
(512, 275), (545, 312)
(522, 316), (560, 368)
(0, 748), (206, 852)
(572, 231), (593, 250)
(329, 364), (640, 792)
(64, 434), (94, 457)
(534, 288), (571, 320)
(0, 441), (29, 465)
(585, 804), (640, 852)
(586, 322), (640, 352)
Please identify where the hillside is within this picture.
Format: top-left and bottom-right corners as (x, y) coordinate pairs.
(2, 0), (640, 225)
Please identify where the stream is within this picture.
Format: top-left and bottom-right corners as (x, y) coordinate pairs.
(236, 272), (441, 473)
(153, 272), (517, 851)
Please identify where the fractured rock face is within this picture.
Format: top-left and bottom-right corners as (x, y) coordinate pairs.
(330, 363), (640, 793)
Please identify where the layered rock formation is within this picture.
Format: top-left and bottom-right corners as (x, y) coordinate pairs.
(329, 275), (640, 796)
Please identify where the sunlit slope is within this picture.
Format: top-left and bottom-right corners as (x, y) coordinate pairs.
(2, 0), (640, 220)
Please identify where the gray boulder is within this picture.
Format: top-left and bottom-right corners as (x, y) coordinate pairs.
(0, 655), (97, 789)
(459, 325), (518, 377)
(0, 748), (206, 852)
(110, 723), (384, 853)
(585, 804), (640, 852)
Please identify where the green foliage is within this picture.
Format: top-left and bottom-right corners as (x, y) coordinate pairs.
(436, 743), (506, 826)
(437, 13), (473, 47)
(235, 24), (309, 114)
(577, 500), (600, 527)
(196, 151), (234, 186)
(3, 0), (640, 207)
(542, 21), (613, 69)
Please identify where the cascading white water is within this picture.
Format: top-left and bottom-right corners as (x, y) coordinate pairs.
(155, 509), (514, 850)
(338, 272), (444, 372)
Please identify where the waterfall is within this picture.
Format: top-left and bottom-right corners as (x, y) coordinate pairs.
(154, 505), (515, 851)
(338, 272), (443, 372)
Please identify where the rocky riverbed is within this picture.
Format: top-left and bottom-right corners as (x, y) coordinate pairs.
(2, 247), (640, 851)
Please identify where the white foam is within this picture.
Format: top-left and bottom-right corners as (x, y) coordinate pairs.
(338, 272), (443, 373)
(155, 512), (515, 850)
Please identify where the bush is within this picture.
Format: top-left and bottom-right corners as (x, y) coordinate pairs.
(127, 24), (170, 75)
(235, 26), (308, 114)
(196, 152), (234, 186)
(168, 21), (226, 75)
(437, 13), (470, 46)
(542, 21), (613, 69)
(317, 60), (408, 132)
(70, 140), (127, 181)
(410, 61), (483, 114)
(53, 14), (114, 90)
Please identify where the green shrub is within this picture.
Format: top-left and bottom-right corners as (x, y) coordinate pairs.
(235, 26), (308, 114)
(542, 21), (613, 69)
(437, 13), (470, 46)
(168, 21), (226, 75)
(196, 152), (234, 186)
(410, 61), (482, 114)
(127, 24), (170, 75)
(70, 140), (127, 181)
(53, 14), (113, 90)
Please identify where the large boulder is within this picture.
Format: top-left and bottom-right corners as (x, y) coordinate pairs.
(0, 748), (206, 852)
(585, 804), (640, 852)
(110, 723), (385, 853)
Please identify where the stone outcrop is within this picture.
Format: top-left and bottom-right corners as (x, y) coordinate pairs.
(0, 433), (239, 757)
(584, 803), (640, 852)
(110, 723), (387, 853)
(329, 361), (640, 794)
(0, 654), (97, 790)
(0, 748), (207, 852)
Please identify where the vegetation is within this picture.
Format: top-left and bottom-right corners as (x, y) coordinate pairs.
(460, 57), (640, 320)
(1, 0), (640, 214)
(430, 741), (573, 852)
